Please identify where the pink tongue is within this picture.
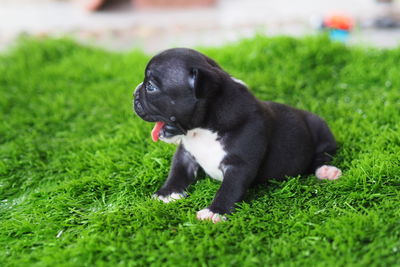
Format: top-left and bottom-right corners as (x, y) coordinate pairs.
(151, 122), (165, 142)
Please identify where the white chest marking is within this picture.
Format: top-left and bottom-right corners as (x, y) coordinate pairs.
(182, 128), (226, 181)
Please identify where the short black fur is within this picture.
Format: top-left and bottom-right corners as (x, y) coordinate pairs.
(134, 48), (338, 216)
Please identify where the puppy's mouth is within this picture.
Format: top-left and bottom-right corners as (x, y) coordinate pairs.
(151, 122), (165, 142)
(151, 122), (186, 142)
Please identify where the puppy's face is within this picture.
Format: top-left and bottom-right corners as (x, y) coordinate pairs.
(133, 48), (222, 141)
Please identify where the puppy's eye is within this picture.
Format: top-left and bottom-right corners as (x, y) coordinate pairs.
(145, 82), (158, 93)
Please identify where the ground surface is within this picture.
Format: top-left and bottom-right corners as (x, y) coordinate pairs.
(0, 36), (399, 266)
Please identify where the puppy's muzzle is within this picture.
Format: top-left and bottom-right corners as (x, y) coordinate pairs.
(133, 82), (187, 135)
(133, 82), (165, 123)
(133, 82), (146, 117)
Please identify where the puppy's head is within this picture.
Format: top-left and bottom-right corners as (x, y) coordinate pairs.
(133, 48), (223, 142)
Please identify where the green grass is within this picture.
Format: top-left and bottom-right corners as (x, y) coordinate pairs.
(0, 35), (399, 267)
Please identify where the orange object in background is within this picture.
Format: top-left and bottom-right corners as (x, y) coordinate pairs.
(324, 14), (354, 31)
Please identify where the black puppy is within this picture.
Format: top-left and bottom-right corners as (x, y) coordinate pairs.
(134, 48), (341, 223)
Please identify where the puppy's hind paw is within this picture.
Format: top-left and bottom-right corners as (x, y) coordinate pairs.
(152, 192), (186, 203)
(316, 165), (342, 180)
(196, 208), (227, 223)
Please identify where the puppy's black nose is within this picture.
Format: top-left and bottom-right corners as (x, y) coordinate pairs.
(134, 99), (144, 114)
(133, 87), (144, 115)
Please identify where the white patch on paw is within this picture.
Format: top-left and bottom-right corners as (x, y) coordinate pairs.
(153, 192), (186, 203)
(196, 208), (227, 223)
(316, 165), (342, 180)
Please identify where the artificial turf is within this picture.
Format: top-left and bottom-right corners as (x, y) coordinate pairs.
(0, 36), (399, 267)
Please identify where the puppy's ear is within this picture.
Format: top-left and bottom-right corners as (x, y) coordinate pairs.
(189, 68), (220, 99)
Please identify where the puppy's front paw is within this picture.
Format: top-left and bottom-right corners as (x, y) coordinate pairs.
(152, 192), (186, 203)
(196, 208), (227, 223)
(316, 165), (342, 180)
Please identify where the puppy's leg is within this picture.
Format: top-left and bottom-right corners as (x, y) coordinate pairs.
(305, 113), (342, 180)
(154, 144), (199, 203)
(196, 126), (268, 223)
(197, 157), (260, 223)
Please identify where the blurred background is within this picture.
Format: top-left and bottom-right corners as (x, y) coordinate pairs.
(1, 0), (400, 52)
